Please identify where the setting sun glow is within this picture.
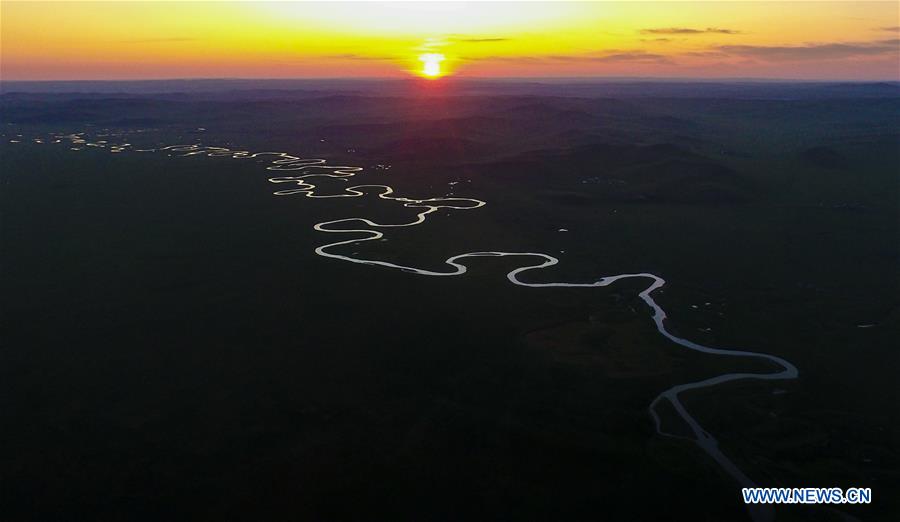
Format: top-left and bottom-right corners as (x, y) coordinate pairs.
(0, 2), (897, 81)
(419, 53), (445, 78)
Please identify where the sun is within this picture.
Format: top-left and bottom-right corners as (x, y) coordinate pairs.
(418, 53), (445, 79)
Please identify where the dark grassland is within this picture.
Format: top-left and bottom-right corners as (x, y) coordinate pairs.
(1, 81), (898, 521)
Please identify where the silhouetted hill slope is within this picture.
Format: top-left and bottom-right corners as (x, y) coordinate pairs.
(475, 142), (752, 204)
(800, 146), (849, 169)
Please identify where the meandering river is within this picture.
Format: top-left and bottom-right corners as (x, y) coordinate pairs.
(17, 132), (799, 522)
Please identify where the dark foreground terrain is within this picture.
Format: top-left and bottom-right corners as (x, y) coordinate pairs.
(2, 80), (898, 521)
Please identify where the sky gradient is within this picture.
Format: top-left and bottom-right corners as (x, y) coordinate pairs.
(2, 1), (898, 81)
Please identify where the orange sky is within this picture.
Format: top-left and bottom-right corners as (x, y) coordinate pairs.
(2, 1), (898, 80)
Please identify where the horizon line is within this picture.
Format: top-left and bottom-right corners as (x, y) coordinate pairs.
(3, 76), (899, 84)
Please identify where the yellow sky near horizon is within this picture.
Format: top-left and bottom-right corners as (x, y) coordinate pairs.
(2, 1), (898, 80)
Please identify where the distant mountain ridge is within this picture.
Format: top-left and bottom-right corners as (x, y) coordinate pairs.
(3, 79), (900, 99)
